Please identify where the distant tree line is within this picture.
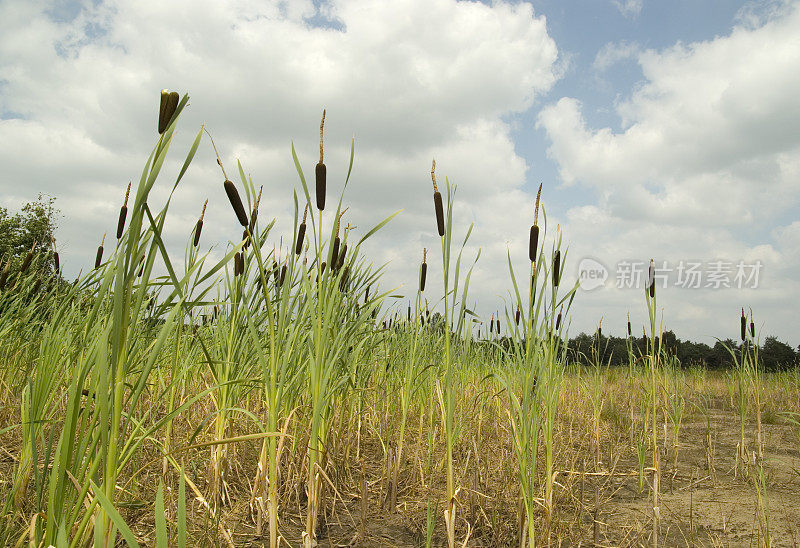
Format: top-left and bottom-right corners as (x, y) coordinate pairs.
(566, 330), (798, 371)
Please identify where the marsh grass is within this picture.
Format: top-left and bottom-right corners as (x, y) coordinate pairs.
(0, 94), (797, 548)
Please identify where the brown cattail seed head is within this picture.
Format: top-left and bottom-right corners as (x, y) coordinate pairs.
(552, 250), (561, 287)
(337, 244), (347, 270)
(340, 266), (349, 291)
(408, 303), (411, 322)
(431, 160), (445, 237)
(515, 306), (520, 325)
(740, 308), (746, 341)
(320, 261), (327, 275)
(296, 223), (306, 255)
(331, 237), (340, 269)
(556, 306), (563, 331)
(224, 179), (249, 227)
(280, 264), (287, 286)
(117, 182), (131, 239)
(419, 249), (428, 292)
(158, 90), (180, 134)
(316, 109), (327, 210)
(648, 259), (655, 299)
(193, 200), (207, 248)
(94, 234), (105, 269)
(53, 251), (60, 272)
(20, 243), (35, 274)
(296, 205), (308, 255)
(627, 313), (632, 337)
(749, 311), (755, 339)
(233, 252), (242, 276)
(529, 225), (539, 263)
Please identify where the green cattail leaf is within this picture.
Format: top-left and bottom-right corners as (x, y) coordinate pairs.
(89, 480), (141, 548)
(356, 210), (402, 246)
(178, 467), (187, 548)
(155, 483), (168, 547)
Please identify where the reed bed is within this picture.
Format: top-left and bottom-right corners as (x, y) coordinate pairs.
(0, 93), (798, 548)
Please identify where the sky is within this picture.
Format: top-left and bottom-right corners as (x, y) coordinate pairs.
(1, 0), (798, 346)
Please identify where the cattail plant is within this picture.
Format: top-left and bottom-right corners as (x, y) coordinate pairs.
(224, 179), (249, 227)
(427, 159), (480, 547)
(432, 160), (444, 237)
(52, 238), (59, 273)
(529, 183), (542, 262)
(117, 182), (131, 239)
(420, 248), (427, 292)
(496, 184), (580, 546)
(296, 205), (308, 254)
(158, 89), (180, 134)
(316, 109), (327, 210)
(94, 234), (105, 269)
(193, 200), (207, 248)
(20, 243), (35, 274)
(741, 307), (747, 342)
(552, 249), (561, 287)
(644, 258), (661, 548)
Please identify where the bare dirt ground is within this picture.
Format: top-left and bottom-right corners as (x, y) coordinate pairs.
(216, 404), (799, 546)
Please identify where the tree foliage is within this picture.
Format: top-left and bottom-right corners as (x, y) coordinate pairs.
(0, 194), (58, 274)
